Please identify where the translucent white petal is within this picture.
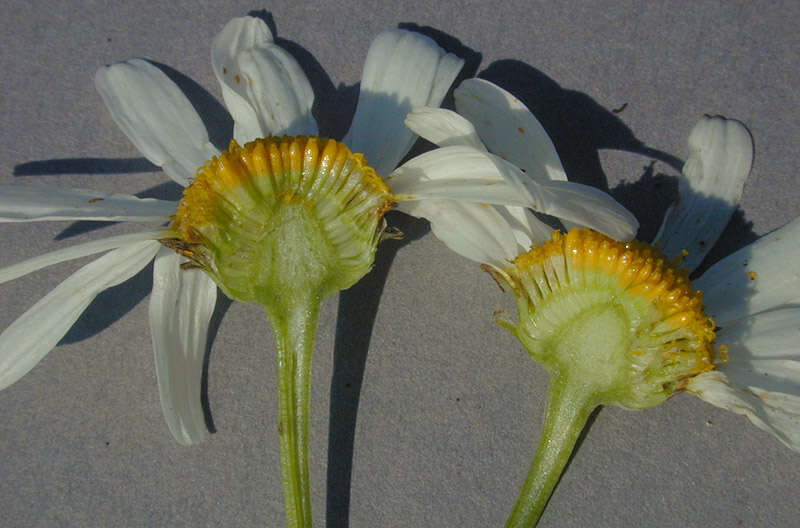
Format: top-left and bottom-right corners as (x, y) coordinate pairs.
(344, 29), (464, 176)
(234, 45), (318, 139)
(654, 116), (753, 271)
(695, 217), (800, 325)
(391, 146), (638, 241)
(0, 240), (160, 390)
(499, 206), (553, 248)
(389, 145), (499, 185)
(454, 78), (567, 182)
(714, 308), (800, 394)
(404, 107), (485, 149)
(0, 185), (175, 222)
(395, 178), (532, 207)
(0, 231), (163, 285)
(95, 59), (219, 187)
(688, 307), (800, 452)
(397, 199), (520, 267)
(149, 248), (217, 446)
(211, 16), (273, 144)
(533, 179), (639, 241)
(491, 155), (638, 241)
(688, 370), (800, 452)
(389, 146), (528, 206)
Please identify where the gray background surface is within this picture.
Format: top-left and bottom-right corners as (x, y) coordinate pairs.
(1, 1), (799, 526)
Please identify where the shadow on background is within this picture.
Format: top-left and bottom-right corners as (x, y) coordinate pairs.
(14, 158), (157, 176)
(326, 211), (429, 527)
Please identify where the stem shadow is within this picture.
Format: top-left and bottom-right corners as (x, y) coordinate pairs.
(326, 211), (429, 527)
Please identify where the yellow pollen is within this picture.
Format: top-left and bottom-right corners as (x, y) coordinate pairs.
(717, 344), (730, 363)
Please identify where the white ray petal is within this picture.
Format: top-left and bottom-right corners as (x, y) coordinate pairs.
(404, 107), (485, 149)
(397, 199), (520, 267)
(688, 306), (800, 453)
(150, 248), (217, 446)
(484, 154), (638, 241)
(0, 240), (160, 390)
(344, 29), (464, 176)
(95, 59), (218, 187)
(211, 16), (273, 144)
(695, 217), (800, 325)
(714, 308), (800, 396)
(688, 370), (800, 452)
(455, 78), (567, 182)
(390, 146), (638, 241)
(0, 185), (175, 222)
(0, 231), (163, 285)
(533, 179), (639, 241)
(654, 116), (753, 271)
(235, 44), (318, 139)
(499, 206), (554, 249)
(389, 146), (528, 205)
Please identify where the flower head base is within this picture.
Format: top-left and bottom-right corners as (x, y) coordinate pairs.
(492, 228), (716, 409)
(164, 136), (393, 308)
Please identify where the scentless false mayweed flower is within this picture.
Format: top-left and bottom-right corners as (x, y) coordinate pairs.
(494, 117), (800, 528)
(0, 15), (447, 528)
(165, 136), (393, 306)
(404, 78), (799, 527)
(0, 15), (466, 528)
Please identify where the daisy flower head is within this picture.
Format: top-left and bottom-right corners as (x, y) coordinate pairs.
(0, 15), (534, 527)
(415, 79), (799, 526)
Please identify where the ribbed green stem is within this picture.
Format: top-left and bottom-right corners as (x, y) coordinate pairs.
(267, 295), (320, 528)
(505, 375), (598, 528)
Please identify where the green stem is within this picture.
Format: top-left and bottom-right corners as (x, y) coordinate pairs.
(267, 295), (321, 528)
(505, 375), (598, 528)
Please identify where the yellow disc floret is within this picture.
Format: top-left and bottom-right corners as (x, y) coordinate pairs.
(163, 136), (394, 307)
(495, 228), (717, 409)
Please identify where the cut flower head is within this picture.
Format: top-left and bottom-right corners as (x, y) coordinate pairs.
(406, 78), (798, 527)
(165, 136), (393, 309)
(0, 16), (533, 528)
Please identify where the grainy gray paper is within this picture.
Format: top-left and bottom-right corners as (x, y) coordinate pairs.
(1, 2), (798, 526)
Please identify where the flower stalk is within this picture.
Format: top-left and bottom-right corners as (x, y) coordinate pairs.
(267, 293), (320, 528)
(506, 376), (597, 528)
